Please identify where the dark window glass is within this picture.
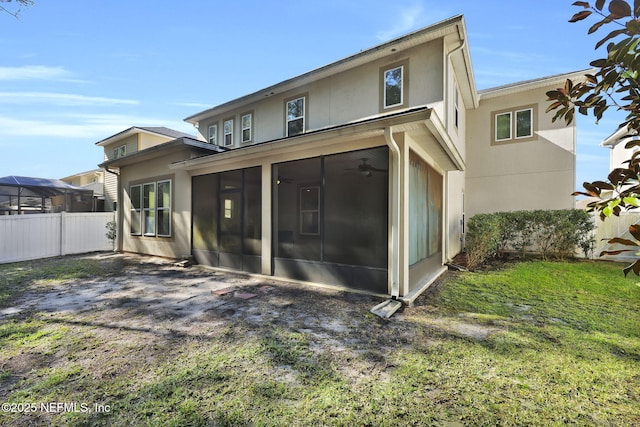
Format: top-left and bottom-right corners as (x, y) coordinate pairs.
(516, 109), (532, 138)
(384, 66), (403, 107)
(130, 185), (141, 235)
(286, 97), (305, 136)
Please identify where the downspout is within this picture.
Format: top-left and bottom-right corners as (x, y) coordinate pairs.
(444, 37), (466, 129)
(384, 126), (401, 299)
(443, 35), (465, 261)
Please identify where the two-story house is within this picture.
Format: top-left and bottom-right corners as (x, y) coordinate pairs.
(96, 126), (208, 212)
(98, 15), (580, 302)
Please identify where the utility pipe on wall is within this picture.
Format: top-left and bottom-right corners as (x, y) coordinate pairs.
(384, 126), (401, 298)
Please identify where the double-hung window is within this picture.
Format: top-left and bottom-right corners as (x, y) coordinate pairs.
(142, 183), (156, 236)
(223, 119), (234, 146)
(130, 179), (172, 237)
(241, 113), (252, 143)
(286, 96), (305, 137)
(156, 180), (171, 236)
(300, 186), (320, 235)
(208, 124), (217, 145)
(493, 104), (536, 144)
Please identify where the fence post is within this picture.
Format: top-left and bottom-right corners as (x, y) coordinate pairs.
(60, 211), (66, 256)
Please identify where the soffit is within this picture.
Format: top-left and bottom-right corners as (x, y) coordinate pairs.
(478, 69), (594, 100)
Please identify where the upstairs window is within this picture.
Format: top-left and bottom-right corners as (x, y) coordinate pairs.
(223, 119), (234, 146)
(286, 96), (305, 137)
(114, 145), (126, 159)
(454, 86), (460, 130)
(241, 113), (252, 143)
(208, 124), (217, 145)
(515, 108), (533, 138)
(384, 66), (403, 108)
(380, 59), (409, 111)
(495, 112), (512, 141)
(492, 104), (536, 144)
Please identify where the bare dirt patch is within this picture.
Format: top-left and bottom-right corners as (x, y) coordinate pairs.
(0, 253), (496, 411)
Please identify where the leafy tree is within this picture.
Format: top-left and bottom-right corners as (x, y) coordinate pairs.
(0, 0), (33, 19)
(547, 0), (640, 275)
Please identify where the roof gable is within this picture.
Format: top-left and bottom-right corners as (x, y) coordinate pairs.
(185, 15), (471, 124)
(95, 126), (195, 147)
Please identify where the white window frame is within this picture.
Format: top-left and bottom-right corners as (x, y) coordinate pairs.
(383, 65), (404, 109)
(130, 184), (142, 236)
(223, 118), (234, 146)
(156, 179), (172, 237)
(515, 108), (534, 139)
(495, 111), (512, 142)
(286, 96), (305, 137)
(142, 182), (156, 237)
(114, 145), (126, 159)
(208, 124), (217, 145)
(241, 113), (252, 143)
(492, 105), (536, 144)
(130, 179), (172, 238)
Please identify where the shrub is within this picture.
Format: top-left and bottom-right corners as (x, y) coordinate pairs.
(465, 209), (595, 267)
(105, 220), (117, 244)
(465, 214), (502, 269)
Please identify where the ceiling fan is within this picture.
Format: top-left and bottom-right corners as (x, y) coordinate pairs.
(345, 158), (388, 177)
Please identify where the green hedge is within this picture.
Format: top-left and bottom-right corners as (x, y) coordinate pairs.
(465, 210), (595, 269)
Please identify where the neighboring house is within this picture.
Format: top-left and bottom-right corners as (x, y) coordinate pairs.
(466, 76), (580, 217)
(98, 15), (580, 302)
(60, 169), (105, 212)
(95, 126), (198, 212)
(601, 126), (639, 172)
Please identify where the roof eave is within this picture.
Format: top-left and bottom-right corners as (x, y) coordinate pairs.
(184, 15), (464, 124)
(99, 138), (225, 169)
(95, 127), (189, 147)
(173, 107), (434, 171)
(478, 69), (596, 100)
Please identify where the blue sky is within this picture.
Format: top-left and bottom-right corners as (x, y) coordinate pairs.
(0, 0), (624, 187)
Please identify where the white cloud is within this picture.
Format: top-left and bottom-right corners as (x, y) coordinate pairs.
(375, 4), (429, 41)
(0, 65), (72, 81)
(174, 101), (212, 109)
(0, 92), (139, 106)
(0, 113), (194, 140)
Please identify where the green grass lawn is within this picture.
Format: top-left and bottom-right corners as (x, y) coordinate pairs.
(0, 257), (639, 426)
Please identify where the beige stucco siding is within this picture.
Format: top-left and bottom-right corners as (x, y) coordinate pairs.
(196, 41), (445, 147)
(465, 87), (576, 217)
(120, 151), (193, 259)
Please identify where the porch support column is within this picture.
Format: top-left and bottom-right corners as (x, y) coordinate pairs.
(260, 162), (272, 276)
(398, 133), (410, 298)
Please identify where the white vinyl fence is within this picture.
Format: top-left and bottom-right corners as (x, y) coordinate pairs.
(0, 212), (115, 264)
(593, 212), (640, 261)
